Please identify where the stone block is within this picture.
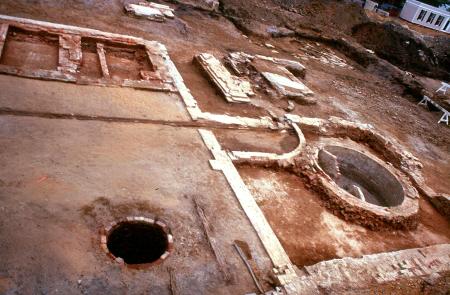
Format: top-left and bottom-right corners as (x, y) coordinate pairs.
(195, 53), (253, 103)
(262, 72), (315, 104)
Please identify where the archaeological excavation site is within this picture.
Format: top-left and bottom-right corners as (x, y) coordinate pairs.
(0, 0), (450, 294)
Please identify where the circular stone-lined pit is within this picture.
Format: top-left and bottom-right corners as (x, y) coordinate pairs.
(102, 217), (172, 266)
(318, 145), (404, 207)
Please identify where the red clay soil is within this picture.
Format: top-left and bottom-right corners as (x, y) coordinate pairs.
(214, 128), (298, 154)
(239, 166), (450, 267)
(0, 0), (449, 271)
(0, 0), (447, 194)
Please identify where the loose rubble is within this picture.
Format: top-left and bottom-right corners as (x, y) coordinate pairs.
(124, 2), (175, 22)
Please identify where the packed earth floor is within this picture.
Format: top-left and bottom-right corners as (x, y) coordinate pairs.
(0, 1), (449, 294)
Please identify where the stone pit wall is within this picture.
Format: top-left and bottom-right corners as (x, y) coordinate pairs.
(287, 244), (450, 294)
(291, 116), (450, 221)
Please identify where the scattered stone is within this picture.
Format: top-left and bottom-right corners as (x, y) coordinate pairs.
(124, 2), (175, 22)
(294, 40), (350, 69)
(174, 0), (219, 12)
(225, 52), (254, 76)
(267, 110), (278, 119)
(285, 100), (295, 112)
(262, 72), (316, 104)
(283, 63), (306, 79)
(141, 2), (175, 18)
(226, 51), (307, 80)
(266, 26), (295, 38)
(255, 54), (307, 78)
(195, 53), (254, 103)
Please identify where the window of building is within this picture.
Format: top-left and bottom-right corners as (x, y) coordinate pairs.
(426, 13), (436, 23)
(444, 20), (450, 31)
(417, 9), (427, 21)
(435, 15), (444, 26)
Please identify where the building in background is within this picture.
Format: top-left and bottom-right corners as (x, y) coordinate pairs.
(400, 0), (450, 33)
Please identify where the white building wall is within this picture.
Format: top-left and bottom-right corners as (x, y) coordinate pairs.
(400, 0), (450, 33)
(400, 2), (418, 20)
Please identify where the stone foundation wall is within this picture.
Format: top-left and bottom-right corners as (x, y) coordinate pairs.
(287, 244), (450, 294)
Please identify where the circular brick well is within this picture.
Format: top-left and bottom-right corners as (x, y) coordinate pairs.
(318, 145), (405, 207)
(101, 217), (173, 266)
(309, 144), (420, 229)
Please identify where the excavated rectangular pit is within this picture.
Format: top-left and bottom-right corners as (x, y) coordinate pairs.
(80, 38), (154, 81)
(79, 38), (103, 79)
(104, 42), (153, 81)
(0, 26), (59, 70)
(0, 17), (176, 92)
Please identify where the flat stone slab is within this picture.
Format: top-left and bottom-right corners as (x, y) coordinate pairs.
(124, 2), (175, 21)
(195, 53), (253, 103)
(262, 71), (315, 102)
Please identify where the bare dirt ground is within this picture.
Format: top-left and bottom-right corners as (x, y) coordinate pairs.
(0, 0), (449, 294)
(239, 166), (450, 267)
(0, 114), (272, 294)
(366, 11), (448, 37)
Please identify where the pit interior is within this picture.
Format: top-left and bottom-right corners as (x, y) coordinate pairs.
(79, 38), (103, 79)
(104, 41), (153, 81)
(0, 26), (59, 70)
(106, 220), (168, 265)
(318, 145), (405, 207)
(79, 38), (154, 81)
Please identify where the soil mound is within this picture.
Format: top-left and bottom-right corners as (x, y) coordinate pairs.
(352, 21), (449, 80)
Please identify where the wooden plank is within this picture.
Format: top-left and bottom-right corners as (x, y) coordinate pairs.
(233, 242), (265, 294)
(167, 267), (180, 295)
(0, 23), (8, 60)
(198, 129), (292, 269)
(96, 43), (110, 78)
(193, 196), (233, 283)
